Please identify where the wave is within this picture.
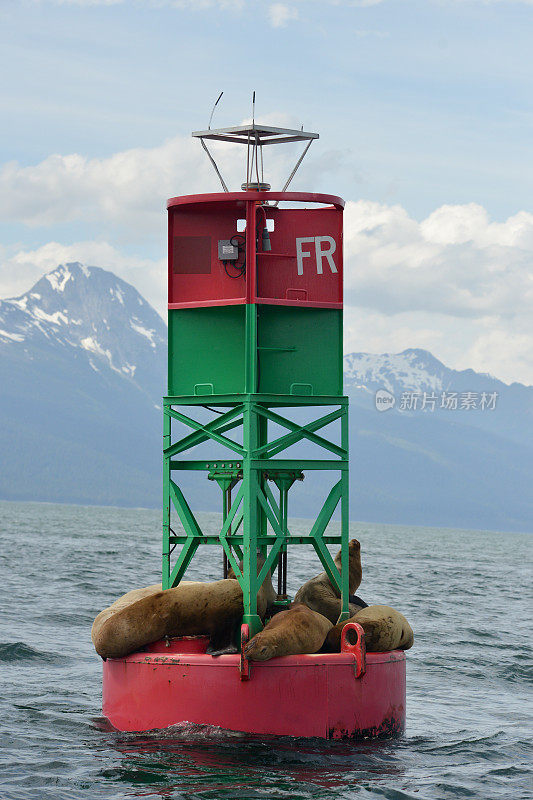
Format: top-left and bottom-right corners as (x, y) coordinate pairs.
(497, 662), (533, 684)
(0, 641), (65, 664)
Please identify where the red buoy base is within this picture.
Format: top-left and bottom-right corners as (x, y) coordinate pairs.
(102, 635), (406, 739)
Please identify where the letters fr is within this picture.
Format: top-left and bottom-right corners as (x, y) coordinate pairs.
(295, 236), (337, 276)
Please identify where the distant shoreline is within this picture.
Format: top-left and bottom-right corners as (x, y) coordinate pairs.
(1, 497), (530, 537)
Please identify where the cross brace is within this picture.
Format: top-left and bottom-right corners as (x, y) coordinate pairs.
(162, 397), (350, 634)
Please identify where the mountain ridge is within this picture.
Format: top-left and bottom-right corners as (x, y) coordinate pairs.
(0, 262), (531, 531)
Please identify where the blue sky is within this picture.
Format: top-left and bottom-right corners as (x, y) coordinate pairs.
(0, 0), (532, 383)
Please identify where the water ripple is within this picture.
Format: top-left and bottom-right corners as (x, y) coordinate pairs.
(0, 501), (531, 800)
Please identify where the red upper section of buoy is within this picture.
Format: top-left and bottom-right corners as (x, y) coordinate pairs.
(167, 192), (344, 309)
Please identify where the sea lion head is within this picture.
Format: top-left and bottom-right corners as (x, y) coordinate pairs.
(347, 539), (362, 593)
(332, 539), (362, 593)
(244, 632), (276, 661)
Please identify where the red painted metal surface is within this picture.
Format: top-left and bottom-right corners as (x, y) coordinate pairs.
(102, 636), (406, 739)
(166, 192), (345, 210)
(167, 192), (344, 310)
(340, 621), (367, 678)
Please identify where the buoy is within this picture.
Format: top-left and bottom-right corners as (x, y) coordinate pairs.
(100, 114), (407, 739)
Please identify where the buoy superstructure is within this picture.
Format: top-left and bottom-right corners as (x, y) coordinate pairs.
(102, 121), (406, 738)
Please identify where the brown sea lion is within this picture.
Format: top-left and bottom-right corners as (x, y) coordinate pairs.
(90, 581), (201, 639)
(324, 604), (414, 653)
(244, 602), (333, 661)
(92, 583), (163, 629)
(294, 539), (363, 624)
(92, 579), (244, 659)
(91, 555), (277, 659)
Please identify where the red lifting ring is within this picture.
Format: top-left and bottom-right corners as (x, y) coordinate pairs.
(340, 622), (367, 678)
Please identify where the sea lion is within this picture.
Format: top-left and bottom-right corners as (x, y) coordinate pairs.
(244, 603), (333, 661)
(92, 583), (162, 630)
(92, 579), (245, 659)
(209, 552), (277, 655)
(294, 539), (363, 624)
(91, 555), (277, 659)
(324, 604), (414, 653)
(90, 581), (199, 639)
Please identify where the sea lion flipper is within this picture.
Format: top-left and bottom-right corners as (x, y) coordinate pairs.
(206, 622), (240, 657)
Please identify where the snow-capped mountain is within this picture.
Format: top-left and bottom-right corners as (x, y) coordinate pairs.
(0, 263), (531, 531)
(343, 347), (532, 447)
(0, 263), (166, 508)
(344, 349), (461, 394)
(0, 262), (165, 405)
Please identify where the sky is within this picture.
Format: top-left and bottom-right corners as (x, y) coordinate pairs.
(0, 0), (532, 384)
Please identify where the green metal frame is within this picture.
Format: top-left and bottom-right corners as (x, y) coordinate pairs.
(163, 389), (350, 636)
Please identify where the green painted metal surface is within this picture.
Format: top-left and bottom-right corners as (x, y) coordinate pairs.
(168, 305), (246, 397)
(168, 304), (342, 398)
(257, 305), (342, 396)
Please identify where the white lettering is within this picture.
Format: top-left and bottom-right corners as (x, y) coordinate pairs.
(296, 236), (338, 275)
(296, 237), (314, 276)
(315, 236), (337, 274)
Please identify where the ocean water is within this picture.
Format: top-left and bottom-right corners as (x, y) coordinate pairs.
(0, 500), (531, 800)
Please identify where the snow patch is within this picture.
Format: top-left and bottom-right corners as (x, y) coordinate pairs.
(81, 336), (109, 357)
(0, 329), (24, 342)
(80, 336), (122, 375)
(7, 297), (28, 311)
(46, 266), (72, 292)
(109, 286), (124, 305)
(80, 264), (91, 278)
(30, 293), (41, 300)
(32, 307), (69, 326)
(121, 363), (137, 377)
(130, 320), (156, 348)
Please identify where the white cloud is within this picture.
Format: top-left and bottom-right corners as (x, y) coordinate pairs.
(1, 132), (532, 384)
(268, 3), (299, 27)
(343, 200), (533, 384)
(343, 306), (532, 386)
(29, 0), (533, 8)
(344, 0), (384, 6)
(40, 0), (245, 7)
(0, 130), (297, 235)
(343, 200), (533, 319)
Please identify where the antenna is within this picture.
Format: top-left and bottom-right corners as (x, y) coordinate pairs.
(192, 119), (318, 192)
(208, 91), (223, 130)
